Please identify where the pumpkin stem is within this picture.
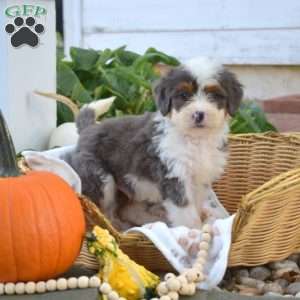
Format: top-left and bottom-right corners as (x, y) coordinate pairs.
(0, 111), (21, 177)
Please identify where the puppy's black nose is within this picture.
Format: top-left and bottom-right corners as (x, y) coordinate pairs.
(192, 111), (205, 124)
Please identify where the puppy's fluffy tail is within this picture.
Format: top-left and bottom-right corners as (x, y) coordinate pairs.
(76, 97), (115, 134)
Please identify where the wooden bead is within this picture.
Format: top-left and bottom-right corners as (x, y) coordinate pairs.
(160, 295), (171, 300)
(168, 291), (179, 300)
(202, 233), (211, 243)
(36, 281), (46, 294)
(186, 283), (196, 295)
(108, 291), (119, 300)
(46, 279), (57, 292)
(196, 256), (206, 265)
(157, 282), (169, 296)
(202, 224), (212, 234)
(166, 278), (180, 292)
(67, 277), (78, 289)
(57, 278), (68, 291)
(199, 241), (209, 251)
(164, 273), (176, 281)
(178, 285), (190, 296)
(100, 282), (112, 294)
(197, 250), (208, 259)
(78, 276), (89, 289)
(15, 282), (25, 295)
(177, 275), (188, 286)
(194, 271), (204, 283)
(25, 282), (36, 294)
(185, 269), (198, 282)
(89, 276), (101, 288)
(193, 262), (204, 272)
(4, 283), (15, 295)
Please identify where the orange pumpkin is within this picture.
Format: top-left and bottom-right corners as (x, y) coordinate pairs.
(0, 111), (85, 282)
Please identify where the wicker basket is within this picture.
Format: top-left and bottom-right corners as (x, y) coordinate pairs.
(21, 132), (300, 272)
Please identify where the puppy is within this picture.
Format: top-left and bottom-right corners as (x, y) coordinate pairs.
(68, 57), (243, 230)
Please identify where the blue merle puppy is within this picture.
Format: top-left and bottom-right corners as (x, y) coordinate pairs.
(68, 57), (243, 230)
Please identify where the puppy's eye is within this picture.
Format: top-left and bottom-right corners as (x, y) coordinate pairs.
(178, 91), (190, 100)
(208, 92), (225, 100)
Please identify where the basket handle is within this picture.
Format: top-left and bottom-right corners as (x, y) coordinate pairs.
(232, 167), (300, 241)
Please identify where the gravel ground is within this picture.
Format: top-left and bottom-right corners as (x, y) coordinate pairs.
(220, 253), (300, 297)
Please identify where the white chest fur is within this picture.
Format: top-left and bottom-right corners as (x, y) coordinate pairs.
(153, 117), (228, 206)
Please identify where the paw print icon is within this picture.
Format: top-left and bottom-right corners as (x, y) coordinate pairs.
(5, 16), (45, 48)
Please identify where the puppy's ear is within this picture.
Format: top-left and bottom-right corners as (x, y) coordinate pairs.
(153, 77), (172, 116)
(220, 70), (243, 116)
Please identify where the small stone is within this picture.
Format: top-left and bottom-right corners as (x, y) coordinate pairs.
(284, 295), (294, 298)
(0, 283), (3, 295)
(288, 253), (299, 263)
(234, 269), (249, 283)
(272, 267), (300, 279)
(36, 281), (46, 293)
(237, 285), (260, 296)
(15, 283), (25, 295)
(270, 260), (299, 271)
(46, 279), (57, 292)
(78, 276), (89, 289)
(67, 277), (78, 289)
(262, 283), (283, 295)
(249, 266), (271, 281)
(264, 292), (282, 297)
(4, 283), (15, 295)
(286, 282), (300, 295)
(239, 277), (259, 288)
(25, 282), (36, 294)
(275, 278), (289, 289)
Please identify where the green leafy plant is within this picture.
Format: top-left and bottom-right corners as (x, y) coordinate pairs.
(230, 100), (277, 133)
(57, 45), (276, 133)
(57, 46), (179, 125)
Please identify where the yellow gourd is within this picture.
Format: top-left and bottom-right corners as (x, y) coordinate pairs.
(87, 226), (160, 300)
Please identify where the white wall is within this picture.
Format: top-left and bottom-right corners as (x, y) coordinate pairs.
(64, 0), (300, 99)
(0, 0), (56, 152)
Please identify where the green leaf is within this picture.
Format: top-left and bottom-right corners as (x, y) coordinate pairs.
(70, 47), (99, 71)
(57, 61), (92, 104)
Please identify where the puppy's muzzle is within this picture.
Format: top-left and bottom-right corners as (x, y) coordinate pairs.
(192, 111), (205, 127)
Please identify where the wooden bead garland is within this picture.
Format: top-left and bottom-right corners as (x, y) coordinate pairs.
(0, 276), (101, 296)
(99, 223), (213, 300)
(0, 223), (212, 300)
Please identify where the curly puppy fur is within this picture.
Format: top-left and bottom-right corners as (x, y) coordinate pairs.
(68, 57), (243, 230)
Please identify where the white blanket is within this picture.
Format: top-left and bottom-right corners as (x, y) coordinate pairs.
(22, 147), (234, 290)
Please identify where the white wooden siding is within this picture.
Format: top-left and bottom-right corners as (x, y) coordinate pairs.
(64, 0), (300, 65)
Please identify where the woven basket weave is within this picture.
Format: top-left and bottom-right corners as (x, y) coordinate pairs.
(20, 132), (300, 272)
